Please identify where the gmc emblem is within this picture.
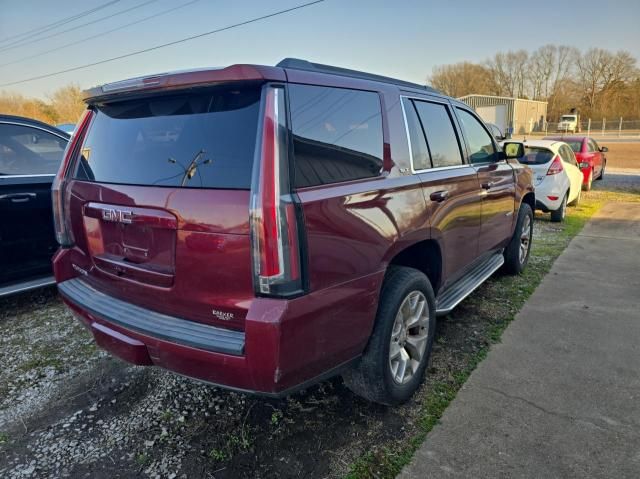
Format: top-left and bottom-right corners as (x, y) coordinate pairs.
(102, 208), (134, 224)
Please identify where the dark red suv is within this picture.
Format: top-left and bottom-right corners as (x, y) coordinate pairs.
(53, 59), (534, 404)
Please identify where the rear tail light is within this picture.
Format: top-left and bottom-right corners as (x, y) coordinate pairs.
(250, 85), (304, 297)
(546, 156), (563, 175)
(52, 109), (94, 247)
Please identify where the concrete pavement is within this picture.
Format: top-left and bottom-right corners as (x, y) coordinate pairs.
(400, 201), (640, 479)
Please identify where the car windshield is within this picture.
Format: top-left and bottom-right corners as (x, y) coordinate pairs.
(518, 146), (555, 165)
(561, 116), (576, 121)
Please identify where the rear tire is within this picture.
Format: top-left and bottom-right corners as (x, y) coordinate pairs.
(569, 187), (581, 206)
(550, 193), (568, 222)
(503, 203), (533, 275)
(342, 266), (436, 405)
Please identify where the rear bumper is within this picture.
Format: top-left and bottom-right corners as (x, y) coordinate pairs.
(55, 255), (382, 396)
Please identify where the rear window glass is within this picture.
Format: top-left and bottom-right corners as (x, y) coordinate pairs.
(564, 141), (582, 152)
(0, 124), (67, 175)
(519, 147), (555, 165)
(74, 87), (261, 189)
(288, 84), (383, 188)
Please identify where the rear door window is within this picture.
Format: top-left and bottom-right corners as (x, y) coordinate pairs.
(402, 98), (430, 170)
(288, 84), (383, 188)
(413, 100), (463, 168)
(0, 124), (67, 176)
(74, 86), (261, 189)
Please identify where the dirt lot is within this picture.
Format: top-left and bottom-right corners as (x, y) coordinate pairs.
(1, 177), (638, 478)
(601, 142), (640, 169)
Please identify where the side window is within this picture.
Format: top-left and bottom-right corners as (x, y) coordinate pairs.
(402, 98), (430, 170)
(0, 124), (67, 176)
(588, 140), (598, 152)
(288, 84), (383, 188)
(413, 100), (463, 168)
(456, 109), (498, 164)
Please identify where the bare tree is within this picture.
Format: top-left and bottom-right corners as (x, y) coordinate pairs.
(486, 50), (529, 97)
(429, 62), (496, 97)
(47, 84), (85, 123)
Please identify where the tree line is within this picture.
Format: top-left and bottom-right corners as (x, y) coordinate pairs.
(429, 46), (640, 121)
(0, 84), (85, 125)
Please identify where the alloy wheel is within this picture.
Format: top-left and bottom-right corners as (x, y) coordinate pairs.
(389, 291), (430, 384)
(519, 214), (531, 264)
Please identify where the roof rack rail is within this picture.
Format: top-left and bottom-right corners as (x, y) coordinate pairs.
(276, 58), (439, 94)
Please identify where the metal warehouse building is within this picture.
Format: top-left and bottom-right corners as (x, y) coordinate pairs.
(458, 95), (548, 135)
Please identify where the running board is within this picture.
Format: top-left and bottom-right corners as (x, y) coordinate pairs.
(0, 275), (55, 297)
(436, 253), (504, 316)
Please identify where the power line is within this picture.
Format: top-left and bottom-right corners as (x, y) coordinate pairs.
(0, 1), (121, 46)
(0, 0), (159, 54)
(0, 0), (200, 68)
(0, 0), (327, 88)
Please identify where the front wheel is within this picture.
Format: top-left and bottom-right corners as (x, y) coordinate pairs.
(597, 161), (606, 180)
(342, 266), (436, 405)
(503, 202), (533, 275)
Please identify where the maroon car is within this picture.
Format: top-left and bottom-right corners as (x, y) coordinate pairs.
(53, 59), (534, 404)
(544, 136), (607, 190)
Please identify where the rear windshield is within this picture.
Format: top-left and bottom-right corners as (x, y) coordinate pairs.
(74, 86), (261, 189)
(518, 147), (555, 165)
(563, 141), (582, 152)
(561, 115), (576, 121)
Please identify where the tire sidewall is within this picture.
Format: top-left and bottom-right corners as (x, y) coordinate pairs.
(377, 273), (436, 404)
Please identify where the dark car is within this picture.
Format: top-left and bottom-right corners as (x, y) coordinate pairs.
(53, 59), (534, 405)
(543, 135), (607, 190)
(0, 115), (69, 296)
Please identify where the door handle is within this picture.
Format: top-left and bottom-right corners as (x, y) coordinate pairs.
(430, 190), (449, 202)
(0, 192), (37, 203)
(481, 181), (495, 190)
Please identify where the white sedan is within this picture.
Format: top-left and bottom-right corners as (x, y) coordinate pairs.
(506, 140), (583, 222)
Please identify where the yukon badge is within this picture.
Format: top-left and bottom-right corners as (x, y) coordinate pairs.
(212, 309), (234, 321)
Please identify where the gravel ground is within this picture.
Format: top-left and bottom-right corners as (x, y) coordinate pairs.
(0, 176), (635, 478)
(0, 227), (558, 479)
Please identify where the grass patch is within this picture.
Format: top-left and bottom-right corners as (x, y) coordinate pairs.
(346, 188), (638, 478)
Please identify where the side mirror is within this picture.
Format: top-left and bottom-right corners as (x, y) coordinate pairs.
(600, 146), (608, 153)
(502, 142), (524, 159)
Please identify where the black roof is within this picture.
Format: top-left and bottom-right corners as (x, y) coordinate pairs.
(277, 58), (440, 94)
(0, 114), (70, 138)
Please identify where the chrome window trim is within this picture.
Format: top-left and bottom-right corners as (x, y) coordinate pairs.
(0, 173), (56, 179)
(400, 95), (470, 174)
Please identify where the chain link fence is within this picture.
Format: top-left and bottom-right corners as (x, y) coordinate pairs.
(536, 119), (640, 137)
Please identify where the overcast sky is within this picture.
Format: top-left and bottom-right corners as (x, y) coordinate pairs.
(1, 0), (639, 99)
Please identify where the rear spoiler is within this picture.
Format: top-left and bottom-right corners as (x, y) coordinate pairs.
(83, 64), (286, 103)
